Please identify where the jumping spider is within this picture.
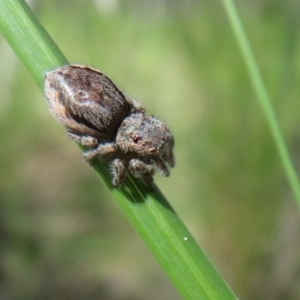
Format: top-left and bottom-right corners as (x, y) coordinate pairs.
(44, 65), (175, 186)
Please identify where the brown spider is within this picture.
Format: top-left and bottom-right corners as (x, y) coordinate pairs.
(44, 65), (175, 186)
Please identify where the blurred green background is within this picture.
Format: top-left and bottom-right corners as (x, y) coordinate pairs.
(1, 0), (300, 299)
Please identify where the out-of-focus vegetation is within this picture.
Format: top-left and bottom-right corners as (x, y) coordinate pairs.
(0, 0), (300, 299)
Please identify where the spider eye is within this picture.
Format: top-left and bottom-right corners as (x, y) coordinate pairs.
(132, 134), (141, 143)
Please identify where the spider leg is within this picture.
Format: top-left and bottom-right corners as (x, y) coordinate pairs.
(82, 143), (118, 162)
(111, 159), (126, 186)
(128, 98), (145, 113)
(152, 158), (170, 177)
(67, 131), (98, 147)
(129, 159), (154, 185)
(167, 153), (175, 168)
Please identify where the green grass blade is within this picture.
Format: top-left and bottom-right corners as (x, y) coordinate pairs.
(0, 0), (67, 87)
(220, 0), (300, 210)
(0, 0), (238, 299)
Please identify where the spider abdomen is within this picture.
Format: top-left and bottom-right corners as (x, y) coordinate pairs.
(44, 65), (131, 140)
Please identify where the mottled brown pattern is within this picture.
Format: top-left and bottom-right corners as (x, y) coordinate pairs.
(44, 65), (175, 186)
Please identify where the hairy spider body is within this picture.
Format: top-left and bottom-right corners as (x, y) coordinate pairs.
(44, 65), (175, 186)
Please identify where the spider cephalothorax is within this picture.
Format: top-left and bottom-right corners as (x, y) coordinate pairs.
(44, 65), (175, 186)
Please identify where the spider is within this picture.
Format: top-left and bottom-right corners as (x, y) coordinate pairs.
(44, 65), (175, 186)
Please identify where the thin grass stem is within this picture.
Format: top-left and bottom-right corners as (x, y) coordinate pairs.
(221, 0), (300, 210)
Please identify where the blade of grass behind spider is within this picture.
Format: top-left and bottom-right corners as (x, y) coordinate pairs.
(220, 0), (300, 210)
(0, 1), (238, 299)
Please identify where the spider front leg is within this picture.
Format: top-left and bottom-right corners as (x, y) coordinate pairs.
(82, 142), (118, 162)
(129, 159), (154, 185)
(111, 159), (126, 186)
